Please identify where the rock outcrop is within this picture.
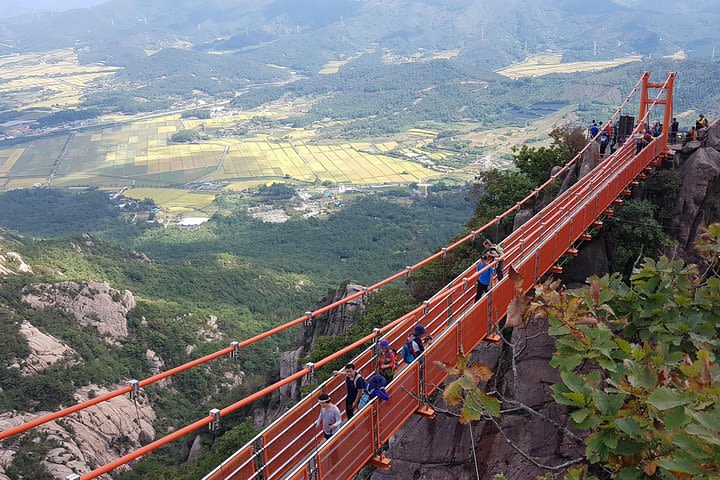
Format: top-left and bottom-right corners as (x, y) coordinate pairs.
(22, 281), (135, 340)
(12, 321), (78, 375)
(673, 120), (720, 247)
(256, 284), (367, 427)
(0, 385), (155, 480)
(0, 250), (32, 276)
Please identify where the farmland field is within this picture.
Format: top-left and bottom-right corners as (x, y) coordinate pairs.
(0, 48), (120, 111)
(122, 188), (216, 212)
(1, 111), (439, 190)
(496, 54), (641, 79)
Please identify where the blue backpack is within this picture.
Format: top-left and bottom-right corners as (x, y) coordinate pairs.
(400, 337), (423, 363)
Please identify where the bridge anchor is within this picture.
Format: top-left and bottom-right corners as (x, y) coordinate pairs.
(371, 454), (392, 470)
(415, 404), (436, 419)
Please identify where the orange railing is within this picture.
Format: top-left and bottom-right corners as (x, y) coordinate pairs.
(4, 72), (672, 480)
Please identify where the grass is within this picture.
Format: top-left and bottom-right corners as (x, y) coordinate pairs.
(496, 54), (641, 79)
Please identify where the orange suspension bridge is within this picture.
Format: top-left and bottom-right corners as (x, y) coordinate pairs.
(0, 71), (676, 480)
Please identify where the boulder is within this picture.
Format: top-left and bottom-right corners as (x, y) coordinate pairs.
(512, 209), (533, 231)
(703, 119), (720, 153)
(21, 281), (135, 340)
(278, 346), (304, 400)
(562, 236), (609, 284)
(673, 147), (720, 246)
(187, 435), (203, 462)
(14, 321), (78, 375)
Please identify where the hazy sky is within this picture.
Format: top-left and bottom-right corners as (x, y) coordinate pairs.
(1, 0), (107, 18)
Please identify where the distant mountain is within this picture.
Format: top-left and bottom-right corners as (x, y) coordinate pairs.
(0, 0), (717, 68)
(0, 0), (106, 19)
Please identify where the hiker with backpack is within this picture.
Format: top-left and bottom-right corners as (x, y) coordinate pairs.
(598, 131), (610, 156)
(332, 363), (366, 420)
(378, 339), (397, 382)
(475, 255), (494, 302)
(483, 239), (504, 280)
(400, 325), (428, 364)
(315, 393), (343, 439)
(359, 372), (390, 409)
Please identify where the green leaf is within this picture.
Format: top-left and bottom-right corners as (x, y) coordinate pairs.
(571, 408), (590, 424)
(614, 468), (643, 480)
(658, 455), (702, 475)
(626, 365), (658, 390)
(614, 338), (633, 356)
(460, 405), (483, 424)
(646, 387), (692, 410)
(561, 391), (587, 407)
(464, 389), (500, 417)
(661, 406), (690, 430)
(615, 417), (643, 438)
(691, 410), (720, 433)
(592, 390), (626, 416)
(561, 371), (586, 394)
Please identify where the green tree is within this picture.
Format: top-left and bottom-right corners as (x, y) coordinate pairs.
(530, 226), (720, 479)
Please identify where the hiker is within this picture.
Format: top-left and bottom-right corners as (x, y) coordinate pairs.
(652, 122), (662, 138)
(378, 339), (397, 382)
(670, 117), (679, 144)
(697, 114), (709, 131)
(400, 324), (427, 364)
(603, 122), (612, 137)
(643, 129), (653, 148)
(475, 255), (494, 301)
(589, 120), (599, 139)
(598, 131), (610, 156)
(363, 373), (389, 406)
(483, 239), (504, 280)
(688, 126), (698, 142)
(315, 393), (342, 439)
(332, 363), (366, 419)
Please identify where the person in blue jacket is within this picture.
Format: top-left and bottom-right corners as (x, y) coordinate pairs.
(475, 254), (495, 302)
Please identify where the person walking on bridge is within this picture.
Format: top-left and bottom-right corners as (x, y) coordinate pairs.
(333, 363), (365, 420)
(483, 239), (504, 280)
(475, 255), (494, 302)
(315, 393), (342, 440)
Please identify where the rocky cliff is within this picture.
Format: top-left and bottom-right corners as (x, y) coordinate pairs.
(256, 283), (367, 426)
(0, 249), (32, 276)
(22, 281), (135, 341)
(11, 321), (78, 375)
(0, 385), (155, 480)
(673, 119), (720, 247)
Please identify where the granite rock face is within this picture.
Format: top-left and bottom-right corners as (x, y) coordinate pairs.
(12, 321), (78, 375)
(22, 281), (135, 340)
(0, 385), (155, 479)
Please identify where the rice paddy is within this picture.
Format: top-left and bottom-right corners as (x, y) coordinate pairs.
(0, 48), (120, 110)
(1, 110), (439, 191)
(122, 188), (216, 212)
(496, 54), (641, 80)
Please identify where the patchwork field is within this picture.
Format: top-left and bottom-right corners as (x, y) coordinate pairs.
(496, 54), (641, 80)
(0, 110), (439, 190)
(0, 48), (120, 110)
(122, 188), (216, 213)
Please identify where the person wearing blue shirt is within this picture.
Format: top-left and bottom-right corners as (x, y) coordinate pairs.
(333, 363), (365, 419)
(475, 255), (495, 302)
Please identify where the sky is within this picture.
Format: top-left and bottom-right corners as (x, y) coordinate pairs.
(1, 0), (107, 18)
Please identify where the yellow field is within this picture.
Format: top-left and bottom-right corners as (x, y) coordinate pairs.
(122, 188), (216, 212)
(208, 140), (438, 184)
(0, 48), (121, 110)
(497, 54), (641, 79)
(408, 128), (439, 138)
(0, 148), (25, 175)
(319, 59), (352, 74)
(224, 179), (275, 191)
